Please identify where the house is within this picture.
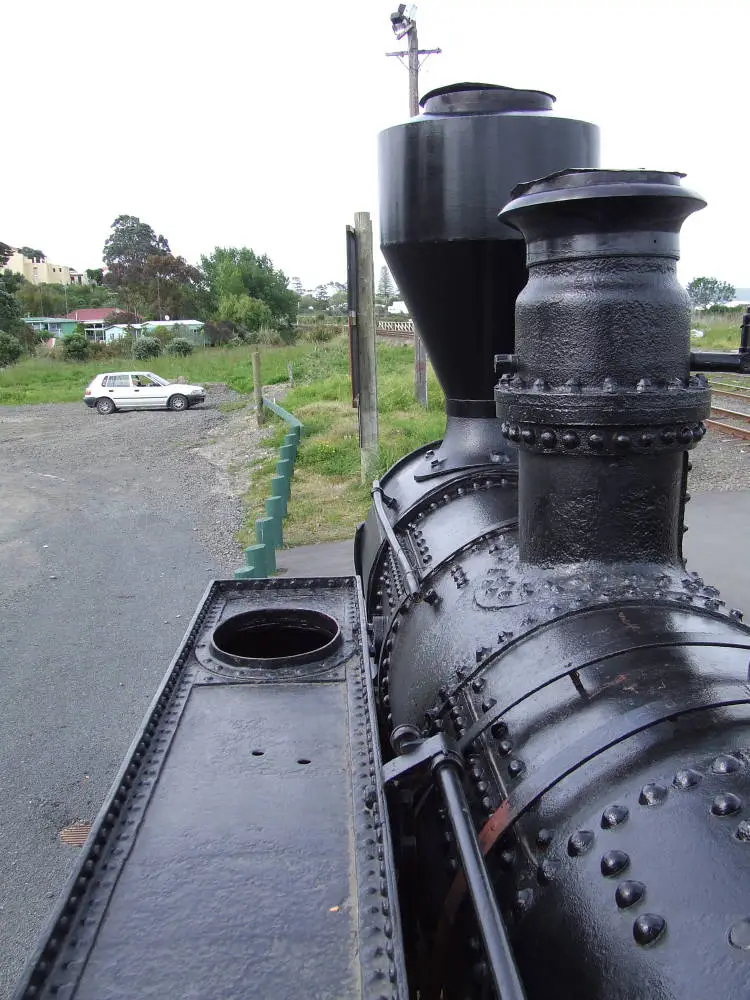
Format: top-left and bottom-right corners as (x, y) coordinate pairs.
(5, 251), (88, 286)
(65, 308), (135, 342)
(22, 317), (80, 339)
(104, 320), (205, 345)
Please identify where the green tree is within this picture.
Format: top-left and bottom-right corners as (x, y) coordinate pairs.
(201, 247), (297, 326)
(166, 337), (193, 356)
(0, 243), (13, 267)
(133, 336), (162, 360)
(377, 266), (396, 302)
(15, 281), (66, 317)
(18, 247), (45, 261)
(103, 215), (170, 269)
(86, 268), (104, 285)
(105, 254), (205, 321)
(687, 276), (736, 309)
(217, 293), (273, 330)
(0, 285), (23, 333)
(104, 309), (140, 328)
(290, 276), (304, 296)
(62, 332), (90, 361)
(0, 331), (23, 366)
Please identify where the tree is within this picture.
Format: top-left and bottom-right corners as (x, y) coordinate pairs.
(133, 337), (162, 360)
(103, 215), (170, 269)
(61, 332), (90, 362)
(104, 309), (140, 328)
(167, 338), (194, 356)
(0, 286), (23, 333)
(18, 247), (45, 261)
(217, 293), (273, 330)
(687, 276), (736, 309)
(377, 266), (396, 302)
(0, 332), (23, 367)
(86, 268), (104, 285)
(15, 281), (66, 318)
(0, 243), (13, 267)
(105, 254), (205, 321)
(290, 276), (304, 296)
(200, 247), (297, 326)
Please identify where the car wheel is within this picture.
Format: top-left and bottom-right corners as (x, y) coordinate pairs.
(96, 397), (116, 415)
(168, 393), (188, 411)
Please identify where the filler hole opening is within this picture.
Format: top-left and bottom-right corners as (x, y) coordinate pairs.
(297, 758), (311, 765)
(252, 750), (265, 757)
(211, 608), (341, 666)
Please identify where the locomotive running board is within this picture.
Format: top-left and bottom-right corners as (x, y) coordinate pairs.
(13, 577), (407, 1000)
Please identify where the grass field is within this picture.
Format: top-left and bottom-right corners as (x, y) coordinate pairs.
(0, 343), (325, 406)
(240, 337), (445, 547)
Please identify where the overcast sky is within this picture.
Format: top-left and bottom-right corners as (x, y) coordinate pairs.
(4, 0), (749, 290)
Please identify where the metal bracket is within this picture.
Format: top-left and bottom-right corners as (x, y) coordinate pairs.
(383, 732), (463, 784)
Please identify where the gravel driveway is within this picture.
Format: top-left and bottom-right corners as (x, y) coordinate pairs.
(0, 388), (269, 998)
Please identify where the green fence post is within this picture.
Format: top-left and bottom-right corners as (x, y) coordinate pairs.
(266, 496), (285, 547)
(276, 458), (293, 483)
(279, 443), (295, 464)
(270, 474), (288, 515)
(237, 542), (268, 579)
(255, 518), (277, 574)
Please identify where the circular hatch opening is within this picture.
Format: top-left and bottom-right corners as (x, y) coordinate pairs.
(210, 608), (342, 668)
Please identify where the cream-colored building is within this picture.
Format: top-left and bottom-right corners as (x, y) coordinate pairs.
(5, 251), (87, 285)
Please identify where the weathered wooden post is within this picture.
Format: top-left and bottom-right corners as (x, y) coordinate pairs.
(252, 349), (264, 427)
(353, 212), (379, 483)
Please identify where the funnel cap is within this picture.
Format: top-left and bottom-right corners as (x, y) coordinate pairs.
(420, 82), (555, 115)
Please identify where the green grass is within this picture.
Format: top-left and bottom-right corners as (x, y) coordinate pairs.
(240, 338), (446, 547)
(691, 313), (745, 352)
(0, 343), (336, 406)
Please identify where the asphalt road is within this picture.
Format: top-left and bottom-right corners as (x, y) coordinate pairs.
(0, 397), (244, 999)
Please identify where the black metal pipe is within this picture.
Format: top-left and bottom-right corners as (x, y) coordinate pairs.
(372, 480), (420, 596)
(434, 760), (527, 1000)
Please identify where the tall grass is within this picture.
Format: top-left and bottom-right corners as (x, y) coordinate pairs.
(241, 339), (446, 547)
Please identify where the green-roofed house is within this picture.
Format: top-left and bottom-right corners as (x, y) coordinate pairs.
(22, 317), (79, 339)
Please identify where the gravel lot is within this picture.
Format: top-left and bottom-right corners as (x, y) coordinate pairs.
(0, 387), (271, 998)
(690, 422), (750, 492)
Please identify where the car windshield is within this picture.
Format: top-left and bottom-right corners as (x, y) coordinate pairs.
(145, 373), (169, 386)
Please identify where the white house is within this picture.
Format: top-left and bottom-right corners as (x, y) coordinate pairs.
(104, 320), (205, 345)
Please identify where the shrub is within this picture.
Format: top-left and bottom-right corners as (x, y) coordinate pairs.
(149, 325), (176, 346)
(62, 332), (90, 362)
(304, 324), (334, 343)
(0, 331), (23, 366)
(166, 337), (194, 357)
(133, 336), (162, 360)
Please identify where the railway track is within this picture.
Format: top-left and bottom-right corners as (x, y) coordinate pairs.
(706, 403), (750, 439)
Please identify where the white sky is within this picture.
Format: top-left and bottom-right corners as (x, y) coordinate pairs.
(4, 0), (749, 290)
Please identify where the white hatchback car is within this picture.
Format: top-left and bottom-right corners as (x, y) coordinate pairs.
(84, 372), (206, 415)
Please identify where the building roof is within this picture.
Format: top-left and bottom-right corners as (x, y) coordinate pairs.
(22, 316), (78, 324)
(64, 308), (134, 322)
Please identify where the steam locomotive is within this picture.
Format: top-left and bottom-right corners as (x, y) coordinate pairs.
(14, 84), (750, 1000)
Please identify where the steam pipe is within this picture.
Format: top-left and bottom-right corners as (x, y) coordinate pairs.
(372, 480), (421, 596)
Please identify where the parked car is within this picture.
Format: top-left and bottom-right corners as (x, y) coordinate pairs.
(84, 372), (206, 415)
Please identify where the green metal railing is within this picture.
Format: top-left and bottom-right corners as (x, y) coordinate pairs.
(235, 399), (303, 579)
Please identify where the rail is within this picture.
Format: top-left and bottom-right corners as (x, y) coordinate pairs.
(235, 399), (303, 579)
(371, 480), (421, 596)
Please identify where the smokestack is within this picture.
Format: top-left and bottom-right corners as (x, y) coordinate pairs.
(496, 169), (708, 566)
(379, 83), (599, 480)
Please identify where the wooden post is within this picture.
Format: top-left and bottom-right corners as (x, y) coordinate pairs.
(252, 349), (264, 427)
(354, 211), (379, 483)
(408, 22), (428, 408)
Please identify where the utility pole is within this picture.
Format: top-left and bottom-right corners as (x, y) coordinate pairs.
(386, 4), (440, 407)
